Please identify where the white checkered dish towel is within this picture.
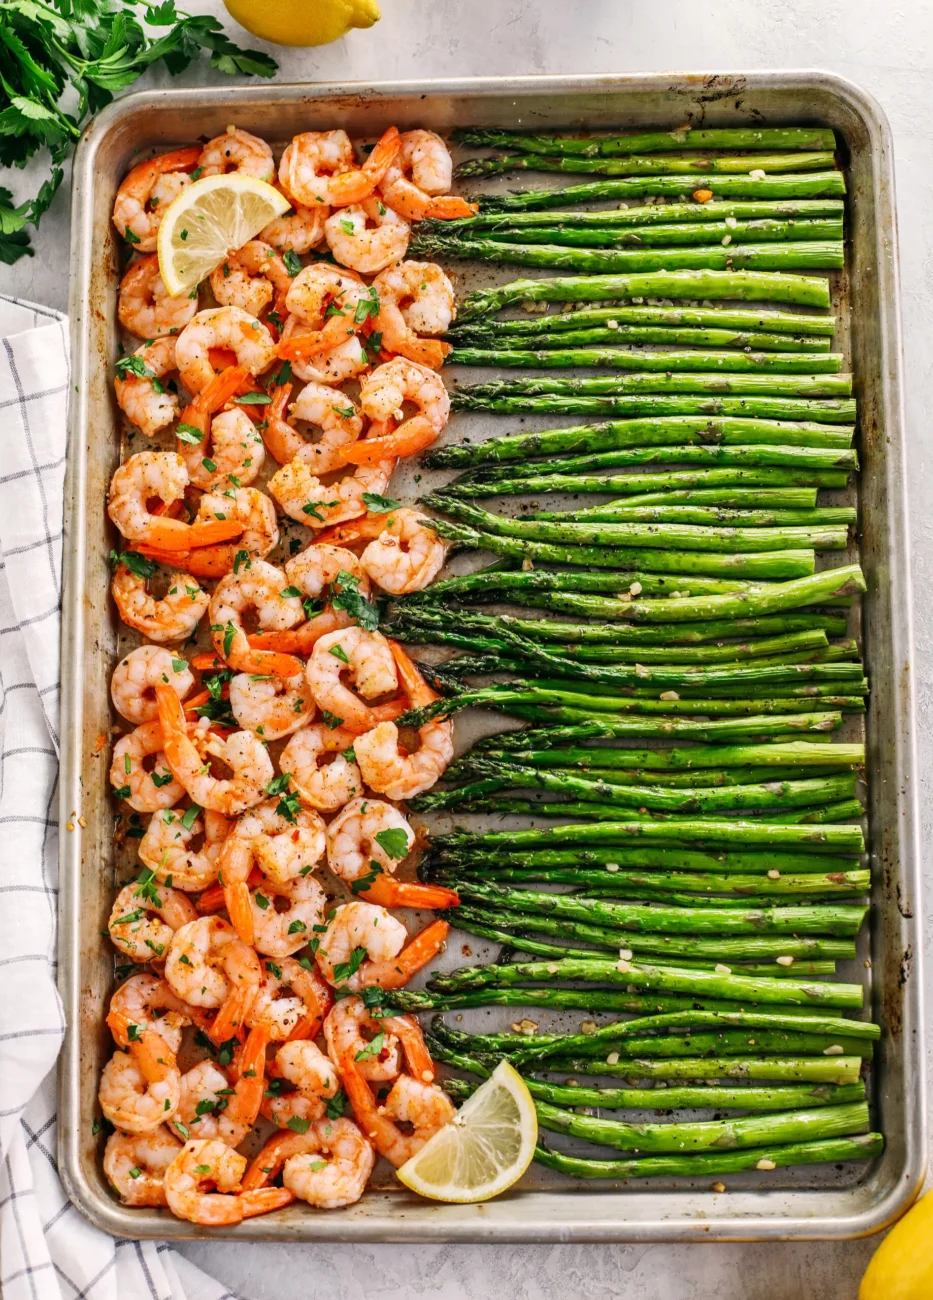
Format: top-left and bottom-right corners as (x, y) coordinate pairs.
(0, 297), (244, 1300)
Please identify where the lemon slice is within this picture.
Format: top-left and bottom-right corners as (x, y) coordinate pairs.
(396, 1061), (537, 1203)
(156, 174), (291, 298)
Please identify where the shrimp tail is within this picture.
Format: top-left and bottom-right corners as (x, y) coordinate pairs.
(210, 983), (258, 1045)
(338, 416), (440, 468)
(361, 919), (450, 990)
(363, 126), (401, 184)
(388, 640), (439, 709)
(225, 879), (256, 946)
(239, 1187), (295, 1217)
(288, 968), (333, 1042)
(426, 196), (479, 219)
(246, 609), (342, 653)
(241, 1131), (295, 1191)
(134, 543), (238, 579)
(356, 874), (459, 911)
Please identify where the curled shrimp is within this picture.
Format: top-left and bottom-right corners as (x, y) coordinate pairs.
(107, 973), (196, 1056)
(323, 198), (411, 275)
(171, 1025), (269, 1146)
(323, 995), (435, 1085)
(99, 1047), (181, 1135)
(262, 381), (364, 473)
(210, 241), (293, 320)
(325, 795), (456, 908)
(175, 307), (276, 394)
(379, 130), (476, 222)
(276, 264), (371, 360)
(305, 627), (397, 733)
(112, 146), (201, 250)
(164, 916), (262, 1042)
(246, 545), (370, 656)
(340, 1061), (454, 1168)
(117, 255), (198, 339)
(103, 1128), (182, 1207)
(177, 366), (265, 491)
(279, 126), (399, 209)
(279, 723), (362, 812)
(260, 182), (329, 254)
(348, 357), (450, 465)
(108, 881), (198, 963)
(111, 561), (209, 644)
(249, 870), (327, 960)
(315, 902), (449, 992)
(108, 451), (243, 549)
(114, 338), (180, 437)
(243, 1118), (373, 1209)
(111, 722), (184, 812)
(372, 261), (454, 368)
(267, 455), (396, 530)
(208, 559), (304, 677)
(355, 641), (454, 799)
(164, 1138), (292, 1226)
(229, 671), (314, 740)
(331, 508), (447, 595)
(260, 1039), (340, 1129)
(111, 645), (194, 725)
(277, 330), (370, 386)
(157, 689), (275, 816)
(247, 955), (333, 1041)
(138, 806), (231, 891)
(136, 486), (280, 581)
(198, 127), (275, 182)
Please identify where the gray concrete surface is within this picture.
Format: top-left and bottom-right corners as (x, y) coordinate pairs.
(4, 1), (930, 1295)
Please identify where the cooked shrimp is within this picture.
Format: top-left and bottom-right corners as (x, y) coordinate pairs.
(262, 381), (363, 473)
(112, 146), (201, 251)
(164, 1138), (292, 1226)
(372, 261), (454, 368)
(243, 1118), (373, 1209)
(198, 127), (275, 182)
(261, 1040), (340, 1129)
(103, 1128), (182, 1207)
(208, 559), (304, 677)
(157, 688), (275, 816)
(171, 1025), (269, 1147)
(118, 255), (198, 339)
(268, 455), (395, 530)
(107, 973), (195, 1056)
(165, 916), (262, 1042)
(175, 307), (276, 394)
(136, 484), (279, 581)
(111, 723), (184, 812)
(340, 1060), (454, 1168)
(279, 723), (362, 812)
(177, 366), (265, 490)
(260, 183), (329, 255)
(108, 451), (243, 549)
(138, 806), (231, 892)
(359, 356), (450, 436)
(358, 508), (446, 595)
(324, 198), (411, 275)
(229, 671), (314, 740)
(325, 797), (413, 885)
(99, 1048), (181, 1135)
(277, 327), (370, 387)
(323, 996), (435, 1085)
(114, 338), (180, 437)
(111, 646), (194, 726)
(249, 870), (326, 960)
(109, 881), (198, 963)
(305, 627), (397, 733)
(379, 130), (476, 222)
(279, 126), (399, 209)
(111, 562), (209, 644)
(210, 241), (293, 319)
(276, 264), (371, 360)
(245, 545), (370, 657)
(355, 641), (453, 799)
(247, 955), (333, 1041)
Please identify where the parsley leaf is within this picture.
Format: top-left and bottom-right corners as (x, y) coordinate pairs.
(362, 492), (401, 513)
(330, 570), (379, 632)
(332, 946), (367, 984)
(374, 827), (411, 860)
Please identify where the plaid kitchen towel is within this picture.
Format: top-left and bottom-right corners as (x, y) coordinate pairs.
(0, 296), (242, 1300)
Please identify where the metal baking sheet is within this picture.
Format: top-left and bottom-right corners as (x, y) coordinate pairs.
(59, 72), (925, 1242)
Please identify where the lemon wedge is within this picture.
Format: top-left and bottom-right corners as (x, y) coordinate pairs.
(224, 0), (380, 47)
(156, 174), (290, 298)
(396, 1061), (537, 1203)
(860, 1189), (933, 1300)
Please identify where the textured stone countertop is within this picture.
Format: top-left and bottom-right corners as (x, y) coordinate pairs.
(6, 1), (931, 1296)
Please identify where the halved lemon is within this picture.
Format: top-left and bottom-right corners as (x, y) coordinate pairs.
(156, 174), (291, 298)
(396, 1061), (538, 1203)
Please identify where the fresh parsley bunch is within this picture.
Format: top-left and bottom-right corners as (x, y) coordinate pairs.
(0, 0), (278, 264)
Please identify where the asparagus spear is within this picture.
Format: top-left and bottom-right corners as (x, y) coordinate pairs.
(446, 300), (838, 333)
(433, 199), (844, 233)
(437, 795), (864, 825)
(470, 740), (863, 771)
(446, 470), (849, 496)
(434, 866), (868, 900)
(456, 269), (832, 321)
(453, 324), (834, 352)
(438, 218), (843, 251)
(457, 151), (838, 176)
(468, 174), (847, 214)
(525, 1057), (863, 1083)
(427, 958), (863, 1008)
(454, 127), (839, 155)
(387, 988), (843, 1015)
(428, 416), (853, 465)
(531, 507), (856, 527)
(414, 233), (844, 274)
(451, 392), (857, 422)
(427, 844), (861, 875)
(533, 1134), (883, 1180)
(447, 349), (848, 381)
(477, 694), (866, 724)
(399, 568), (797, 602)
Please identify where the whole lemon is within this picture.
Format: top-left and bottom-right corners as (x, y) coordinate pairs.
(223, 0), (380, 47)
(860, 1189), (933, 1300)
